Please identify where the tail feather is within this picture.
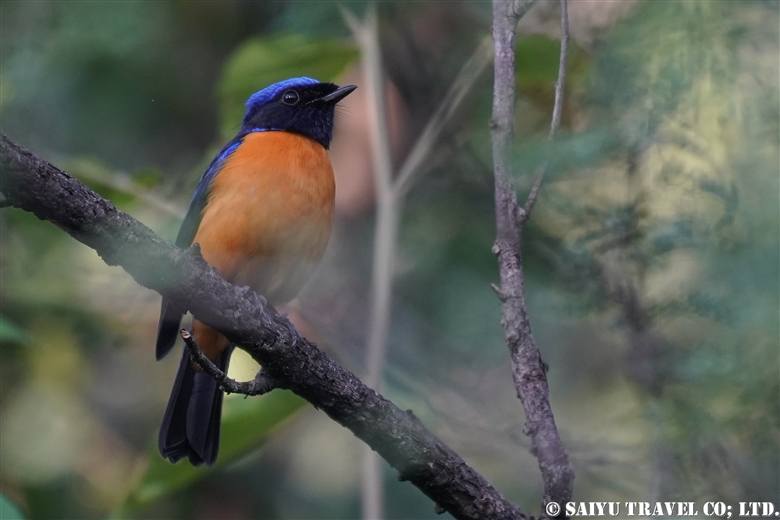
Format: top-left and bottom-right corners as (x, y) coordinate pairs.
(156, 297), (184, 361)
(158, 346), (233, 466)
(158, 349), (194, 461)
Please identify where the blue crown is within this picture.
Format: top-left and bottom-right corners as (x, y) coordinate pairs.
(245, 77), (319, 110)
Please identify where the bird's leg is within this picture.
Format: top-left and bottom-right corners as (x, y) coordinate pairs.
(180, 329), (278, 397)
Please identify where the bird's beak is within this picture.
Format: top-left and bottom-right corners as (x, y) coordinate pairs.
(319, 85), (357, 104)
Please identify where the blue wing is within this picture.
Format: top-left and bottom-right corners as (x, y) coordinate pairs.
(155, 136), (244, 360)
(176, 138), (244, 247)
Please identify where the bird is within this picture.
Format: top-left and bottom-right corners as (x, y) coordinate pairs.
(155, 77), (356, 466)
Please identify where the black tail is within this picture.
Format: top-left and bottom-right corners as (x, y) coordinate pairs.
(158, 345), (233, 466)
(156, 297), (184, 361)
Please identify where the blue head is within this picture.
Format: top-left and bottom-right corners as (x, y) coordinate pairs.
(241, 77), (357, 149)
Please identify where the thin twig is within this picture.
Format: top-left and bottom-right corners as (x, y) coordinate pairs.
(345, 5), (396, 519)
(358, 3), (396, 399)
(549, 0), (569, 140)
(181, 330), (277, 396)
(524, 0), (570, 218)
(521, 164), (545, 222)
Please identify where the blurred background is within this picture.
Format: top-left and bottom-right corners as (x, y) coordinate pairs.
(1, 1), (778, 519)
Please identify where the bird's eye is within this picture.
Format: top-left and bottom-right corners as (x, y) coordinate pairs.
(282, 90), (300, 106)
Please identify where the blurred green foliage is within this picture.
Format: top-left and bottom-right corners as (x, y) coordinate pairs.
(0, 493), (25, 520)
(0, 316), (28, 345)
(0, 1), (777, 519)
(515, 35), (590, 106)
(117, 391), (306, 517)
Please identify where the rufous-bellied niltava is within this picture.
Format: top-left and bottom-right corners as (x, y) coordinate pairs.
(155, 77), (356, 466)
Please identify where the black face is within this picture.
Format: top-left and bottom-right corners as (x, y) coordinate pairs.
(241, 80), (356, 149)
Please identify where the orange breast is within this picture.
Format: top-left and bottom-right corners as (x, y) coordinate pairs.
(192, 131), (336, 306)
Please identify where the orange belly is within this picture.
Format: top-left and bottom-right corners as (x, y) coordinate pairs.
(191, 131), (335, 359)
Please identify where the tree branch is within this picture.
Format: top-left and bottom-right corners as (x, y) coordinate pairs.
(548, 0), (569, 142)
(0, 133), (530, 520)
(490, 0), (575, 517)
(344, 6), (401, 517)
(523, 0), (570, 218)
(181, 330), (278, 396)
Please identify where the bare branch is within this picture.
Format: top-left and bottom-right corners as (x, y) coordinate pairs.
(549, 0), (570, 141)
(524, 0), (570, 218)
(352, 2), (396, 396)
(344, 6), (398, 518)
(491, 0), (574, 516)
(347, 4), (394, 201)
(1, 133), (531, 520)
(521, 164), (545, 222)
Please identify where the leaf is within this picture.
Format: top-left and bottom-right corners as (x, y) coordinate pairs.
(0, 316), (27, 345)
(217, 34), (358, 137)
(114, 390), (306, 518)
(0, 494), (25, 520)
